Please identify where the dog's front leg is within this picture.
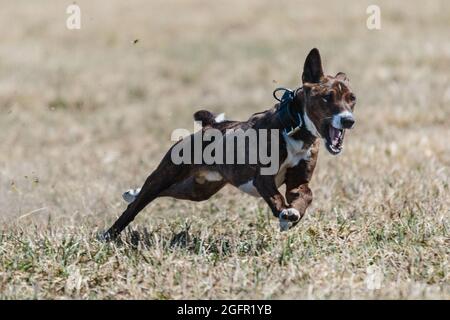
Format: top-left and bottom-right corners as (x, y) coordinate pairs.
(282, 145), (319, 230)
(253, 175), (295, 231)
(285, 183), (313, 228)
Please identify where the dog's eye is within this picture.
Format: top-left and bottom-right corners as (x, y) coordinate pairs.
(322, 93), (333, 103)
(349, 93), (356, 102)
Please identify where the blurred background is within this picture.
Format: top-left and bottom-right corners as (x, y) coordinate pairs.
(0, 1), (448, 299)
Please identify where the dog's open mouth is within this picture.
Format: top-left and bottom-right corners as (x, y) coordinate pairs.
(325, 125), (345, 155)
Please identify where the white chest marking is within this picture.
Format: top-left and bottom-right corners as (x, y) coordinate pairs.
(275, 134), (311, 187)
(237, 135), (311, 197)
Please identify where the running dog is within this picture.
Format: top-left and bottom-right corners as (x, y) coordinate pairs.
(103, 48), (356, 240)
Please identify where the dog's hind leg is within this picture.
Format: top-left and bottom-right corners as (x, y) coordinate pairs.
(121, 177), (224, 204)
(122, 170), (225, 204)
(104, 158), (189, 240)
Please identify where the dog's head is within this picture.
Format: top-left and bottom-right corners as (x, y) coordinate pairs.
(300, 48), (356, 155)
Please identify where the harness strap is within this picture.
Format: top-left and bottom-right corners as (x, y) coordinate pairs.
(274, 87), (305, 136)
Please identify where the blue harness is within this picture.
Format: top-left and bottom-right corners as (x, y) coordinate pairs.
(273, 87), (305, 136)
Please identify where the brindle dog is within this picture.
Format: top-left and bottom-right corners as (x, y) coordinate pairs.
(103, 48), (356, 240)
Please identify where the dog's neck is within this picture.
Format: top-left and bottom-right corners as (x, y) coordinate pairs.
(275, 88), (317, 147)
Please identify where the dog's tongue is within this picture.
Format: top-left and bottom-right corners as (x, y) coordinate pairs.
(329, 126), (341, 146)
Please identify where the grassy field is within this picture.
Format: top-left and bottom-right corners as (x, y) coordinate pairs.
(0, 0), (449, 299)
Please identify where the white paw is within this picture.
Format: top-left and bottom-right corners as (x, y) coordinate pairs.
(279, 208), (300, 231)
(122, 188), (141, 203)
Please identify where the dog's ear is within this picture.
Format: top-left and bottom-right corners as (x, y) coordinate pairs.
(336, 72), (349, 82)
(302, 48), (324, 84)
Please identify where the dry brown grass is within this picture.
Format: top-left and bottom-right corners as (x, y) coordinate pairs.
(0, 0), (449, 299)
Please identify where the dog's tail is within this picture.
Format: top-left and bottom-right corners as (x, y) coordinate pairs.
(193, 110), (225, 126)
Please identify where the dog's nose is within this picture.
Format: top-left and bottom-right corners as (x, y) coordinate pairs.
(341, 116), (355, 129)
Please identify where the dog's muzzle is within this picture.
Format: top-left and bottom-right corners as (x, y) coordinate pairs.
(340, 115), (355, 129)
(325, 112), (355, 155)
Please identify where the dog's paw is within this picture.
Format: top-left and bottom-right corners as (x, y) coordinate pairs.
(122, 188), (141, 203)
(279, 208), (301, 231)
(280, 208), (301, 222)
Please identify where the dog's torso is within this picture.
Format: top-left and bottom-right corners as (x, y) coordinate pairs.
(187, 108), (319, 198)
